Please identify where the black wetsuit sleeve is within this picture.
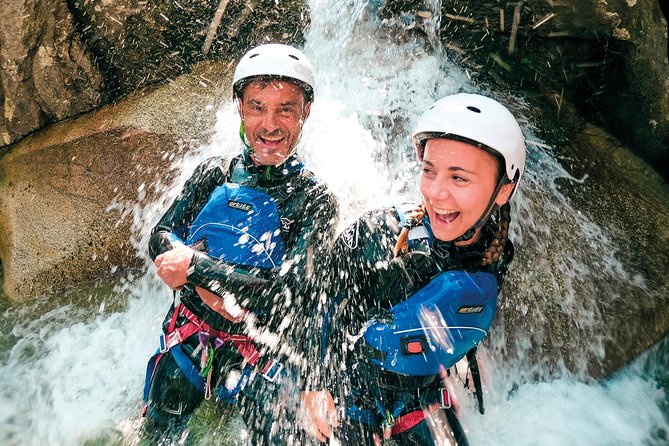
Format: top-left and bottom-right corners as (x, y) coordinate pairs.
(278, 183), (339, 389)
(258, 182), (339, 317)
(321, 209), (400, 392)
(148, 157), (228, 260)
(187, 253), (272, 294)
(333, 209), (401, 325)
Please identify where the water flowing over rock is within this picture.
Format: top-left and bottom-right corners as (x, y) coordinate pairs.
(0, 0), (667, 380)
(498, 120), (669, 379)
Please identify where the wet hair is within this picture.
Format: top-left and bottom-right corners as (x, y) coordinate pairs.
(234, 75), (314, 104)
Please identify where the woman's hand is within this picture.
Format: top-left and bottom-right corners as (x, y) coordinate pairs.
(154, 245), (194, 290)
(299, 390), (339, 442)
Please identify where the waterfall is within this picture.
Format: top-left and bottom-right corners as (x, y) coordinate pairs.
(0, 0), (667, 445)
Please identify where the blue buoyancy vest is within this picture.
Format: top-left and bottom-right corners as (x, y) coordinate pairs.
(363, 270), (497, 376)
(362, 210), (499, 377)
(185, 182), (286, 269)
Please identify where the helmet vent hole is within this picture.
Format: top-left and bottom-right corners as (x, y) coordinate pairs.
(288, 55), (299, 60)
(249, 53), (259, 59)
(467, 106), (481, 113)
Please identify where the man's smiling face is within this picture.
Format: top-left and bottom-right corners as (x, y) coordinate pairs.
(239, 79), (311, 167)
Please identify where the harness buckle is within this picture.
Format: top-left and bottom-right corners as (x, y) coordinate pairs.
(439, 387), (452, 409)
(160, 330), (182, 353)
(260, 359), (283, 382)
(159, 334), (168, 353)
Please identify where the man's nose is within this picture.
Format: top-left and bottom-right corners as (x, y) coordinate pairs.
(260, 111), (280, 132)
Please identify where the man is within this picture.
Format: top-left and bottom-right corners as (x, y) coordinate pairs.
(142, 43), (339, 444)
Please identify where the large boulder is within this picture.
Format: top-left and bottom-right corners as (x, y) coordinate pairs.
(497, 120), (669, 379)
(0, 60), (233, 300)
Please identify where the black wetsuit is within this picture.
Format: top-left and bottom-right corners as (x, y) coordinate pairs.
(325, 207), (512, 446)
(145, 151), (338, 443)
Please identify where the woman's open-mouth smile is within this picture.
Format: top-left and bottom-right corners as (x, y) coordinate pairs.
(432, 207), (460, 224)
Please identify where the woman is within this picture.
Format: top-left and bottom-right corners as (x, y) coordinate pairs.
(302, 93), (526, 445)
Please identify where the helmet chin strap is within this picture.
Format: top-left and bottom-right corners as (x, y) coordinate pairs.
(239, 121), (253, 153)
(452, 175), (509, 244)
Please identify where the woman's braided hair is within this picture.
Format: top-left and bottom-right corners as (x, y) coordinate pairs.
(481, 203), (511, 266)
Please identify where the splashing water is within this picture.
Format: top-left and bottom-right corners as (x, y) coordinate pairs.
(1, 0), (668, 445)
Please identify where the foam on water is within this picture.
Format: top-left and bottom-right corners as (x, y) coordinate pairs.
(465, 373), (668, 445)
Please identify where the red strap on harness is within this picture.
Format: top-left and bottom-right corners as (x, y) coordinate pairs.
(391, 403), (442, 436)
(391, 386), (453, 436)
(164, 303), (261, 366)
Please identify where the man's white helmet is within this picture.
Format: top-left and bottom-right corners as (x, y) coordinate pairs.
(412, 93), (526, 196)
(232, 43), (315, 101)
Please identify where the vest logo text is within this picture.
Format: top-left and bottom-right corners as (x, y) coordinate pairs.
(458, 305), (484, 314)
(228, 200), (253, 212)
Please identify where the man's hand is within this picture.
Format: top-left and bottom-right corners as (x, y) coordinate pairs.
(299, 390), (339, 443)
(154, 245), (194, 290)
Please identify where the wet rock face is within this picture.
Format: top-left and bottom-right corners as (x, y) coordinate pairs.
(65, 0), (309, 98)
(496, 123), (669, 380)
(0, 0), (103, 147)
(0, 0), (308, 149)
(382, 0), (669, 181)
(0, 59), (233, 300)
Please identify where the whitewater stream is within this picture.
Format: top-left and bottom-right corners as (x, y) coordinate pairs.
(1, 0), (668, 445)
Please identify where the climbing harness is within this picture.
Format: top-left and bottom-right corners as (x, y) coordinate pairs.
(346, 385), (457, 438)
(143, 303), (283, 414)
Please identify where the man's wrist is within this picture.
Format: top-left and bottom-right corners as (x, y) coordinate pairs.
(186, 251), (198, 278)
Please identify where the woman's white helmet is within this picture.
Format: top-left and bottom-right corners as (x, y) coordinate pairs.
(232, 43), (315, 102)
(412, 93), (526, 197)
